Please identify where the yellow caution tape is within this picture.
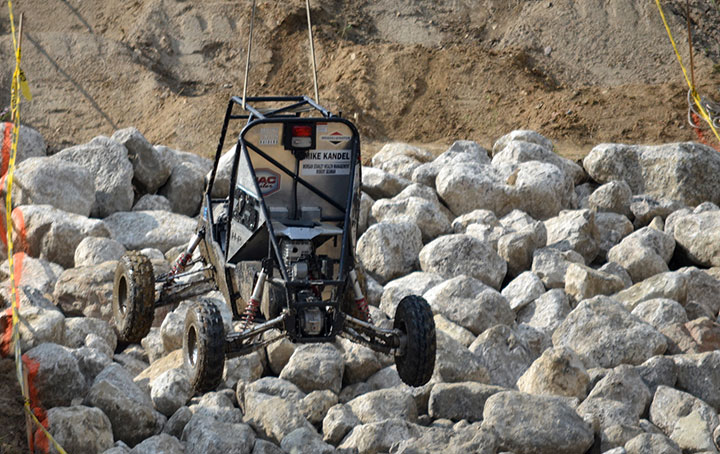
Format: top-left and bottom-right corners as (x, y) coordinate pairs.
(655, 0), (720, 145)
(5, 1), (67, 453)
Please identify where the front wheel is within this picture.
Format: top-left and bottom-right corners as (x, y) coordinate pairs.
(113, 252), (155, 344)
(394, 295), (436, 387)
(183, 300), (225, 393)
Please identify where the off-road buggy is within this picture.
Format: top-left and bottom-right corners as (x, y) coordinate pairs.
(112, 95), (436, 392)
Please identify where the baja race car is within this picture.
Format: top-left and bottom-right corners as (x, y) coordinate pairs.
(112, 95), (437, 392)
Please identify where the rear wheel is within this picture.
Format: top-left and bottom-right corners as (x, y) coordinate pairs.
(183, 299), (225, 393)
(113, 252), (155, 344)
(394, 295), (436, 387)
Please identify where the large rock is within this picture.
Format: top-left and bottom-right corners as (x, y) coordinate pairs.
(608, 227), (675, 282)
(649, 385), (719, 436)
(516, 289), (572, 336)
(129, 433), (185, 454)
(672, 210), (720, 267)
(322, 404), (361, 445)
(433, 331), (490, 383)
(372, 142), (433, 171)
(583, 142), (720, 206)
(279, 344), (344, 394)
(492, 138), (584, 185)
(594, 212), (634, 260)
(347, 389), (417, 424)
(419, 234), (506, 289)
(85, 363), (165, 446)
(46, 405), (114, 454)
(412, 140), (489, 189)
(587, 366), (652, 418)
(0, 255), (63, 294)
(588, 180), (633, 217)
(281, 427), (335, 454)
(16, 204), (110, 268)
(482, 391), (594, 454)
(63, 316), (117, 353)
(10, 286), (65, 351)
(24, 343), (87, 408)
(544, 209), (599, 264)
(469, 324), (535, 388)
(564, 263), (625, 303)
(371, 196), (451, 243)
(552, 296), (667, 368)
(150, 368), (193, 417)
(336, 338), (382, 386)
(516, 347), (589, 400)
(378, 272), (444, 318)
(337, 418), (422, 454)
(74, 236), (126, 267)
(182, 414), (256, 454)
(361, 166), (411, 199)
(0, 123), (46, 162)
(613, 271), (688, 311)
(13, 157), (95, 217)
(159, 161), (206, 216)
(492, 130), (554, 157)
(631, 299), (688, 330)
(673, 352), (720, 410)
(53, 261), (116, 321)
(424, 275), (514, 336)
(134, 194), (172, 212)
(625, 433), (682, 454)
(428, 382), (505, 422)
(356, 221), (422, 284)
(531, 247), (585, 289)
(55, 136), (135, 217)
(497, 222), (547, 277)
(242, 392), (313, 444)
(111, 127), (171, 194)
(104, 210), (197, 252)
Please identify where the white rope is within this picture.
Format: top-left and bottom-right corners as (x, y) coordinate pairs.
(242, 0), (257, 110)
(306, 0), (319, 103)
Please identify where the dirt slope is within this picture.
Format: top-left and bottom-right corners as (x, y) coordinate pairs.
(0, 0), (718, 158)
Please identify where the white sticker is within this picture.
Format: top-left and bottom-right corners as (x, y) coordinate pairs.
(301, 150), (351, 176)
(259, 127), (280, 145)
(255, 168), (281, 195)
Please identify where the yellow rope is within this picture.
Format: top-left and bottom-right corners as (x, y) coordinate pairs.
(655, 0), (720, 145)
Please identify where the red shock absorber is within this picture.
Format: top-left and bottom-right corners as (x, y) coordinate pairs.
(241, 268), (267, 331)
(349, 269), (372, 324)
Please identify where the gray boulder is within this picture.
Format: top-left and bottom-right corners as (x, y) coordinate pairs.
(361, 166), (411, 199)
(516, 289), (572, 336)
(412, 140), (489, 189)
(672, 210), (720, 267)
(150, 368), (193, 417)
(469, 324), (535, 388)
(322, 404), (361, 445)
(631, 299), (688, 330)
(516, 347), (589, 400)
(492, 130), (554, 157)
(502, 271), (546, 311)
(55, 136), (134, 217)
(63, 316), (117, 352)
(371, 196), (451, 243)
(492, 138), (584, 185)
(588, 180), (633, 217)
(673, 352), (720, 410)
(159, 161), (205, 216)
(587, 366), (652, 418)
(424, 275), (514, 336)
(428, 382), (505, 422)
(378, 272), (444, 318)
(594, 212), (635, 260)
(133, 194), (172, 212)
(544, 209), (599, 264)
(583, 142), (720, 207)
(434, 331), (490, 383)
(649, 385), (719, 439)
(372, 142), (433, 171)
(104, 210), (196, 252)
(0, 255), (63, 294)
(336, 338), (382, 386)
(482, 391), (594, 454)
(433, 314), (475, 347)
(347, 388), (417, 424)
(46, 405), (114, 454)
(337, 418), (422, 454)
(85, 363), (165, 446)
(625, 433), (681, 454)
(451, 209), (498, 233)
(18, 204), (110, 268)
(53, 261), (116, 321)
(608, 227), (675, 283)
(419, 234), (506, 289)
(497, 222), (547, 277)
(279, 344), (344, 394)
(357, 221), (422, 284)
(0, 123), (46, 161)
(13, 157), (95, 217)
(281, 427), (334, 454)
(564, 263), (625, 303)
(74, 236), (126, 267)
(129, 434), (184, 454)
(182, 414), (255, 454)
(10, 287), (64, 351)
(24, 343), (87, 408)
(242, 391), (313, 444)
(111, 127), (171, 194)
(552, 296), (667, 368)
(531, 247), (585, 289)
(299, 390), (338, 426)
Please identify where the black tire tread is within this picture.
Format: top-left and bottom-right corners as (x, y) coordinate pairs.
(394, 295), (436, 387)
(184, 300), (225, 393)
(113, 251), (155, 344)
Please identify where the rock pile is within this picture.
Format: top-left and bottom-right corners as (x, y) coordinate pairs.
(5, 126), (720, 454)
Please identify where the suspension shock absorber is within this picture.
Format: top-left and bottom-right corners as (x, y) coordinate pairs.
(169, 228), (204, 279)
(241, 266), (267, 331)
(349, 269), (372, 324)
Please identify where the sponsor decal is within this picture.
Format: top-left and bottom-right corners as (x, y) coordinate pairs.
(321, 131), (352, 146)
(259, 126), (280, 145)
(255, 168), (281, 195)
(301, 150), (351, 176)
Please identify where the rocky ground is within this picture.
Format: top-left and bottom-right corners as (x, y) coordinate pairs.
(4, 124), (720, 453)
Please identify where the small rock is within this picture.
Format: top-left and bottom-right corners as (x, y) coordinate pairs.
(322, 404), (361, 445)
(469, 324), (535, 388)
(531, 247), (585, 289)
(516, 347), (589, 400)
(357, 221), (422, 284)
(428, 382), (505, 422)
(46, 405), (114, 454)
(501, 271), (546, 311)
(280, 344), (344, 394)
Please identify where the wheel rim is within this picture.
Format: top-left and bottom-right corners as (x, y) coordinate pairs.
(117, 275), (128, 315)
(187, 325), (198, 367)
